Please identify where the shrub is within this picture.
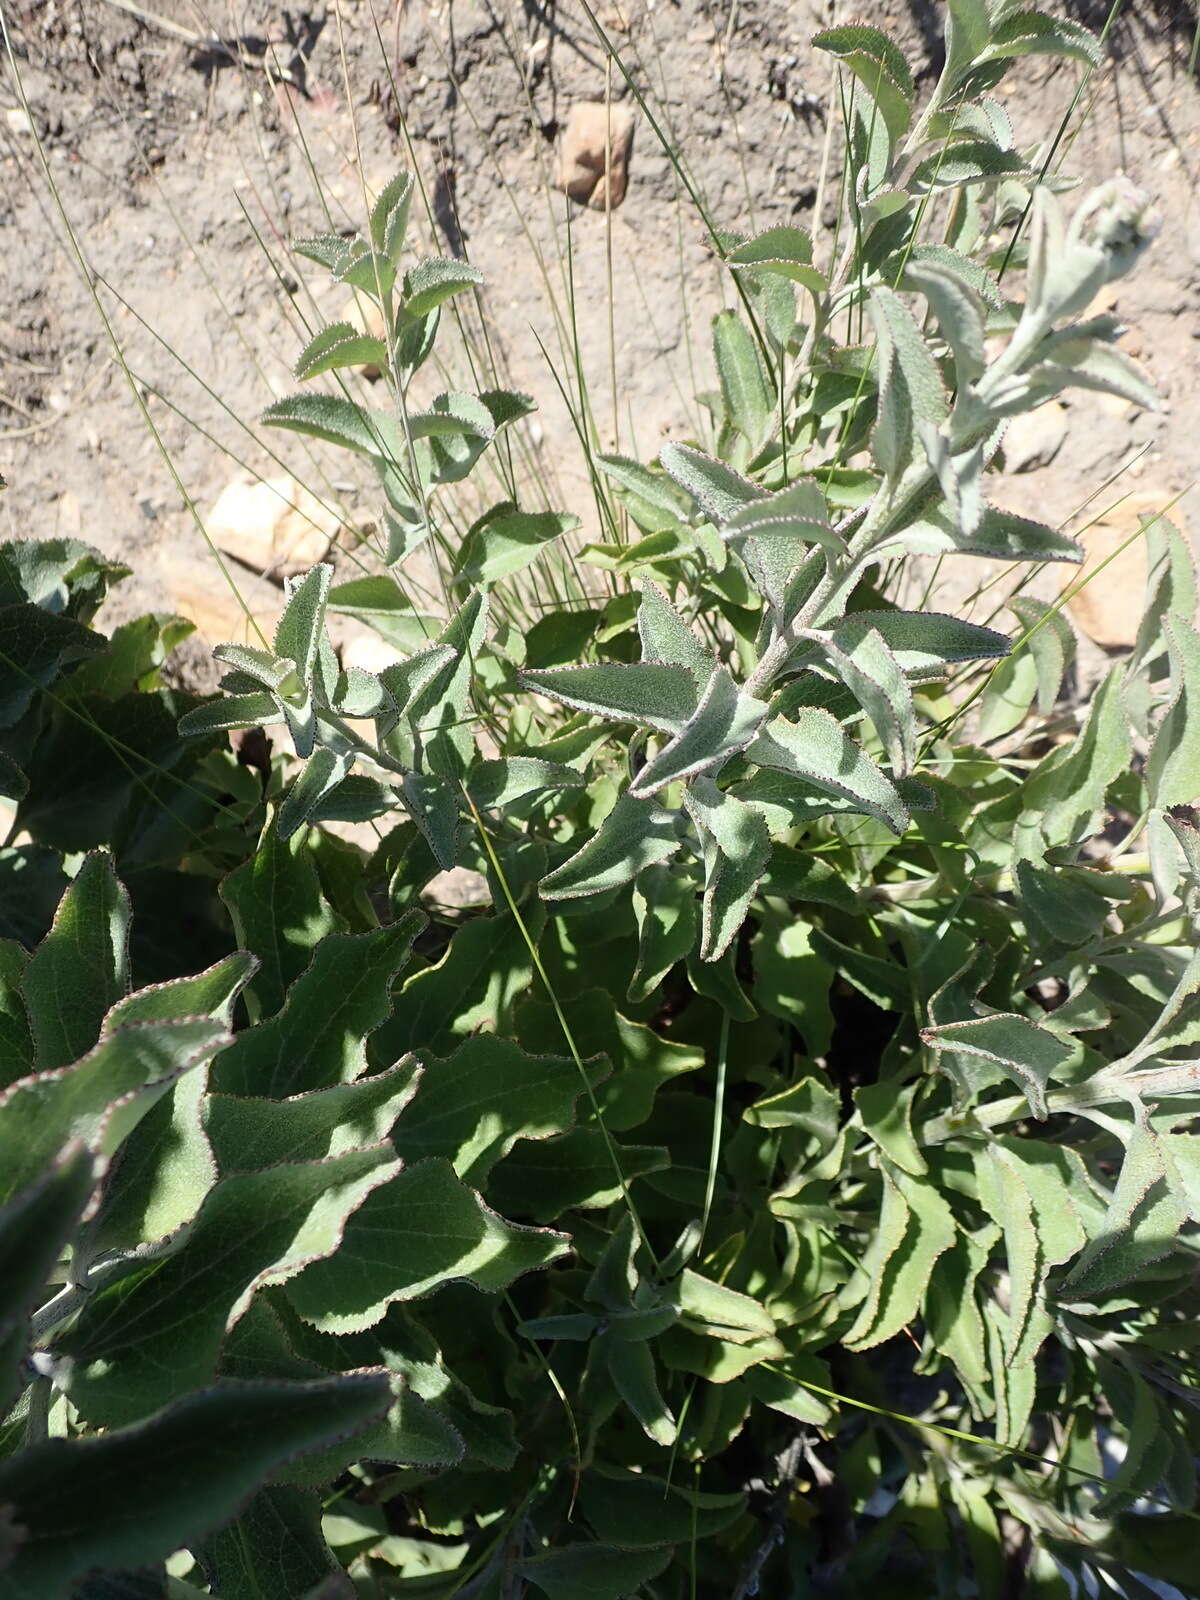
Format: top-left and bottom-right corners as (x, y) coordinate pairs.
(2, 7), (1199, 1598)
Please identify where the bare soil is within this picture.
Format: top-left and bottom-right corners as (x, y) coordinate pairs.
(1, 0), (1198, 676)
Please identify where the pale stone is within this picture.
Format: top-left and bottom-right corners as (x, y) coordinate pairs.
(1067, 494), (1195, 650)
(206, 475), (341, 579)
(1002, 401), (1069, 474)
(556, 102), (635, 211)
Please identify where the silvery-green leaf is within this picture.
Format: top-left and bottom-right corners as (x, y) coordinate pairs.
(604, 1335), (677, 1445)
(521, 662), (699, 735)
(401, 772), (461, 870)
(938, 0), (991, 100)
(1131, 513), (1197, 678)
(723, 479), (845, 560)
(878, 502), (1084, 565)
(456, 509), (579, 585)
(905, 257), (986, 384)
(467, 757), (583, 810)
(370, 170), (414, 263)
(979, 8), (1102, 68)
(402, 257), (484, 318)
(391, 1036), (602, 1183)
(813, 623), (916, 775)
(213, 644), (298, 697)
(596, 455), (690, 534)
(261, 394), (404, 462)
(869, 287), (949, 478)
(630, 669), (768, 797)
(0, 1018), (226, 1204)
(812, 22), (914, 143)
(748, 710), (910, 834)
(833, 610), (1010, 673)
(727, 224), (827, 294)
(911, 141), (1029, 193)
(540, 793), (681, 901)
(1020, 664), (1130, 849)
(0, 1376), (392, 1600)
(1027, 338), (1157, 411)
(277, 750), (351, 842)
(404, 589), (490, 778)
(712, 309), (772, 450)
(1146, 615), (1200, 810)
(1062, 1122), (1188, 1298)
(21, 852), (130, 1074)
(921, 1012), (1075, 1118)
(684, 777), (771, 961)
(980, 596), (1075, 741)
(636, 582), (717, 686)
(179, 692), (284, 737)
(334, 239), (396, 300)
(275, 566), (331, 689)
(294, 321), (389, 381)
(659, 442), (767, 523)
(292, 232), (349, 273)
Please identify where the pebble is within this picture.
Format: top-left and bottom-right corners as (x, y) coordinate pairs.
(556, 102), (635, 211)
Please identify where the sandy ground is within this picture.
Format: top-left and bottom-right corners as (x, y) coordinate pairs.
(1, 0), (1198, 684)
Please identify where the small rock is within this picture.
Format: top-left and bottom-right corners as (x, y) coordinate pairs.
(206, 475), (342, 580)
(556, 101), (635, 211)
(1067, 494), (1194, 650)
(1002, 402), (1069, 474)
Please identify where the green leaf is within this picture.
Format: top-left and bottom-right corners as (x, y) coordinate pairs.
(286, 1157), (568, 1332)
(468, 757), (584, 810)
(178, 691), (283, 737)
(979, 9), (1102, 69)
(636, 581), (717, 685)
(541, 793), (681, 901)
(220, 824), (340, 1023)
(748, 709), (909, 833)
(1146, 615), (1200, 810)
(205, 1055), (419, 1171)
(921, 1012), (1074, 1118)
(820, 622), (917, 775)
(0, 1375), (390, 1600)
(261, 393), (404, 462)
(0, 603), (105, 728)
(391, 1036), (601, 1183)
(294, 321), (389, 380)
(517, 1544), (673, 1600)
(0, 1018), (226, 1206)
(727, 225), (827, 293)
(327, 575), (438, 653)
(401, 771), (461, 870)
(855, 1080), (927, 1176)
(370, 170), (415, 262)
(658, 442), (767, 523)
(844, 1163), (957, 1350)
(212, 915), (423, 1098)
(0, 1143), (97, 1413)
(723, 479), (845, 560)
(605, 1334), (677, 1445)
(522, 661), (699, 735)
(21, 852), (130, 1072)
(403, 257), (484, 317)
(837, 609), (1011, 671)
(1062, 1123), (1189, 1298)
(196, 1486), (342, 1600)
(813, 22), (914, 143)
(713, 310), (772, 449)
(457, 509), (580, 585)
(578, 1466), (745, 1548)
(684, 777), (771, 961)
(630, 864), (697, 1002)
(869, 286), (948, 479)
(630, 669), (767, 798)
(277, 749), (351, 841)
(487, 1128), (668, 1222)
(60, 1144), (400, 1423)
